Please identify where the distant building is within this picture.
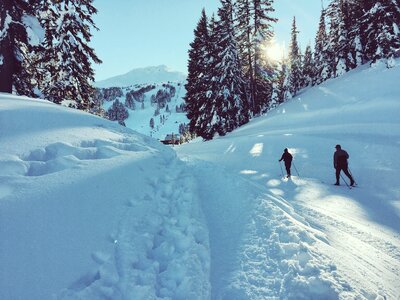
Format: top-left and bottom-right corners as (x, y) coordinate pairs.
(161, 133), (180, 145)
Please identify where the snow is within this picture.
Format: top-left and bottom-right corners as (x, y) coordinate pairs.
(176, 61), (400, 299)
(0, 94), (209, 299)
(22, 15), (44, 46)
(95, 65), (187, 88)
(1, 59), (400, 299)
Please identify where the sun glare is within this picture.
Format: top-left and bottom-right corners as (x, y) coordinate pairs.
(265, 41), (285, 62)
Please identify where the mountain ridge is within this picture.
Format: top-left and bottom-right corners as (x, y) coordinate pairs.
(95, 65), (186, 88)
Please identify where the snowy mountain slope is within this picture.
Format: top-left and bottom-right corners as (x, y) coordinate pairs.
(176, 61), (400, 299)
(95, 65), (186, 88)
(0, 95), (209, 299)
(100, 81), (188, 140)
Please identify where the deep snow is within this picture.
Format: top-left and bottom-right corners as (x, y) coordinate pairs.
(0, 60), (399, 299)
(176, 62), (400, 299)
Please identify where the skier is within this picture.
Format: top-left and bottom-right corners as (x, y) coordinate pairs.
(333, 144), (355, 186)
(279, 148), (293, 178)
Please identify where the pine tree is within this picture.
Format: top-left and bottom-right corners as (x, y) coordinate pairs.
(270, 59), (289, 106)
(252, 0), (277, 115)
(40, 0), (102, 109)
(302, 44), (314, 87)
(347, 0), (366, 67)
(236, 0), (255, 111)
(313, 9), (332, 85)
(107, 99), (128, 125)
(184, 9), (213, 137)
(326, 0), (356, 77)
(287, 17), (302, 96)
(361, 0), (400, 68)
(0, 0), (38, 94)
(235, 0), (277, 115)
(201, 0), (249, 139)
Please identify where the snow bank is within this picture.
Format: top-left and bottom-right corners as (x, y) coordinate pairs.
(0, 95), (210, 299)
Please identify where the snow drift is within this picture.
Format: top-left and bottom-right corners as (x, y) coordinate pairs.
(0, 94), (209, 299)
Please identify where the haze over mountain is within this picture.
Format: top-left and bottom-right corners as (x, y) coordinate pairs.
(95, 65), (187, 88)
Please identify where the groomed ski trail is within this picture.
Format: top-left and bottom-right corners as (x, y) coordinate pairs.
(180, 157), (363, 299)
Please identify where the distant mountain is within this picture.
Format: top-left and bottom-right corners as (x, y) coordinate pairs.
(95, 65), (187, 88)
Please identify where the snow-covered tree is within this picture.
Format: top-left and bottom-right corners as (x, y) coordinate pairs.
(361, 0), (400, 68)
(313, 9), (332, 85)
(184, 9), (213, 137)
(40, 0), (102, 109)
(150, 117), (154, 129)
(0, 0), (41, 94)
(252, 0), (276, 115)
(235, 0), (277, 115)
(201, 0), (249, 139)
(287, 17), (302, 96)
(326, 0), (357, 77)
(302, 44), (314, 87)
(270, 59), (289, 106)
(107, 99), (128, 126)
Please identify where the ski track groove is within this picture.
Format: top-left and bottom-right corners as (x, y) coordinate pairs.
(59, 156), (210, 299)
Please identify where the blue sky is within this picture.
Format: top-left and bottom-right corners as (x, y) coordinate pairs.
(91, 0), (328, 81)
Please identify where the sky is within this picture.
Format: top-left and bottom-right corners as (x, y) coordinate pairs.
(91, 0), (329, 81)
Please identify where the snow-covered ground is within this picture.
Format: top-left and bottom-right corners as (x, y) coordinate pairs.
(176, 62), (400, 299)
(0, 95), (209, 299)
(1, 60), (399, 299)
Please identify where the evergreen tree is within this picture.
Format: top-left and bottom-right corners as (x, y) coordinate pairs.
(184, 9), (213, 137)
(287, 17), (302, 96)
(235, 0), (277, 115)
(201, 0), (249, 139)
(326, 0), (356, 77)
(40, 0), (102, 109)
(236, 0), (255, 111)
(302, 44), (314, 87)
(107, 99), (128, 126)
(347, 0), (366, 67)
(313, 9), (332, 84)
(252, 0), (276, 115)
(0, 0), (39, 94)
(361, 0), (400, 68)
(270, 59), (289, 106)
(150, 118), (154, 129)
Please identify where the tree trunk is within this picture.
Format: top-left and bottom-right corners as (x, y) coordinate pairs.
(0, 0), (14, 93)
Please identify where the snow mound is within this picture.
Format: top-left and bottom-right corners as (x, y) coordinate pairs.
(0, 94), (210, 299)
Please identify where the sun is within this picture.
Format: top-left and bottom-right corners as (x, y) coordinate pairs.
(265, 40), (285, 62)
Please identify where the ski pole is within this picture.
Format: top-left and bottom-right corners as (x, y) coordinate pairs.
(348, 167), (357, 186)
(279, 161), (284, 177)
(340, 173), (351, 189)
(293, 162), (300, 177)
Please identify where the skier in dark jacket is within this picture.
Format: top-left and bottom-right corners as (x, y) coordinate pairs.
(333, 144), (354, 186)
(279, 148), (293, 178)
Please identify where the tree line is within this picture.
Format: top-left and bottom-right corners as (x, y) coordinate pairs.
(185, 0), (400, 140)
(0, 0), (100, 111)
